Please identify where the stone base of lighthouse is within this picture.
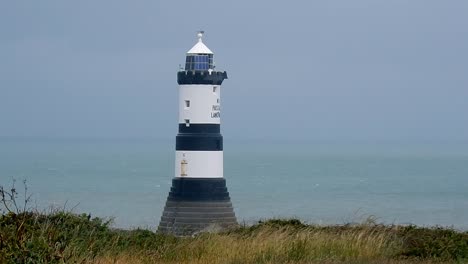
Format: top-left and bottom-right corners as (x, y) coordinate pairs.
(158, 178), (237, 236)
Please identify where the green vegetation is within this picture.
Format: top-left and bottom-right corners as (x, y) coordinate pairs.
(1, 183), (467, 263)
(1, 212), (467, 263)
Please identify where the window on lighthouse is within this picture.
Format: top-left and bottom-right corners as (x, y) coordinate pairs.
(185, 54), (213, 71)
(185, 119), (190, 127)
(185, 100), (190, 108)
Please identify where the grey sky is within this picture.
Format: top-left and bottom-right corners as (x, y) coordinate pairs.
(1, 1), (467, 141)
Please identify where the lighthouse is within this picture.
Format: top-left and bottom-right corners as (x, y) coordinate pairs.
(158, 32), (237, 236)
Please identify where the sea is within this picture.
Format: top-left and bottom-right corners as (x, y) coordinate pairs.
(1, 138), (467, 230)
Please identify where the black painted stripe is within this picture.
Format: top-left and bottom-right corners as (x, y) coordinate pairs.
(172, 177), (227, 189)
(178, 124), (220, 134)
(158, 177), (237, 235)
(176, 134), (223, 151)
(177, 70), (228, 85)
(167, 178), (231, 201)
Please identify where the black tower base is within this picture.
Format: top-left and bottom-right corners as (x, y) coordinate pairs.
(158, 178), (237, 236)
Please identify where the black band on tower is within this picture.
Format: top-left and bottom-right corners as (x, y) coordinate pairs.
(178, 124), (220, 134)
(177, 71), (228, 85)
(176, 133), (223, 151)
(168, 178), (231, 201)
(159, 178), (237, 235)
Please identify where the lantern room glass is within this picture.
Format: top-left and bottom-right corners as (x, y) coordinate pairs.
(185, 54), (214, 71)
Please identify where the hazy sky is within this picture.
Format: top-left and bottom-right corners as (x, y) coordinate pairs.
(1, 1), (467, 141)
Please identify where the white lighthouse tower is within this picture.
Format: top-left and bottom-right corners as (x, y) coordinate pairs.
(158, 32), (237, 235)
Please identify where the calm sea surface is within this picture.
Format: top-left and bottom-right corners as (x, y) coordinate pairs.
(1, 138), (467, 230)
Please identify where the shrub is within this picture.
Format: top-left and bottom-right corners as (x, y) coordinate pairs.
(398, 225), (468, 260)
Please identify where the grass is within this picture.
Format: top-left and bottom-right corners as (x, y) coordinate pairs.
(1, 181), (467, 263)
(0, 211), (467, 264)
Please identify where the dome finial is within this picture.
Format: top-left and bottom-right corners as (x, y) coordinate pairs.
(197, 30), (204, 42)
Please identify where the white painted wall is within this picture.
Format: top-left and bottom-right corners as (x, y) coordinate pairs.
(175, 151), (223, 178)
(178, 84), (221, 124)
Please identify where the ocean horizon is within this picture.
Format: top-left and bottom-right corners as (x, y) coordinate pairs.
(1, 137), (467, 230)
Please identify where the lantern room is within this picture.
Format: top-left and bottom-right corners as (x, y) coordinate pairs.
(185, 31), (214, 71)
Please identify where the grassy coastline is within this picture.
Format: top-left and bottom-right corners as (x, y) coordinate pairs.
(0, 211), (467, 264)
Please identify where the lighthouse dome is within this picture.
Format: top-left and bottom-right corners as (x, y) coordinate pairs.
(187, 31), (213, 54)
(185, 31), (214, 71)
